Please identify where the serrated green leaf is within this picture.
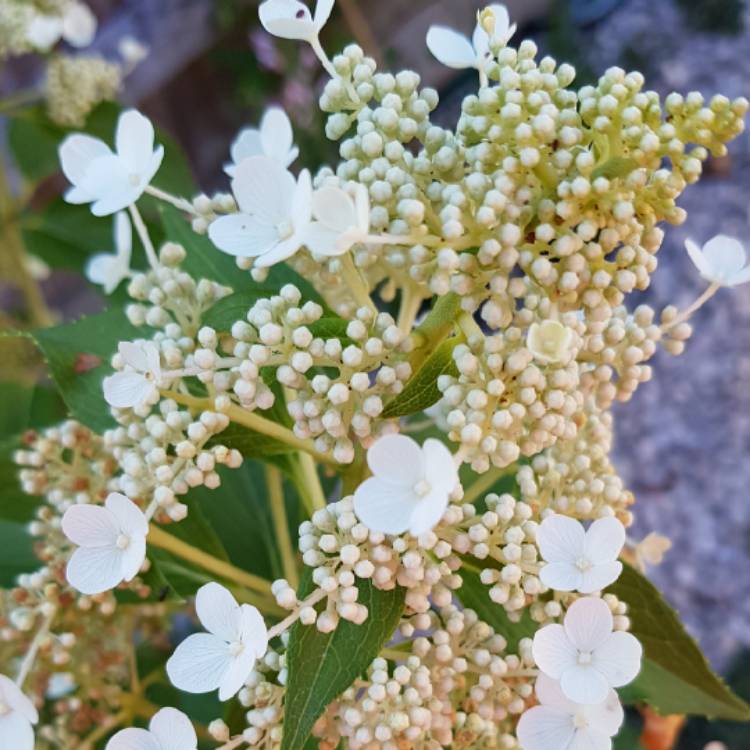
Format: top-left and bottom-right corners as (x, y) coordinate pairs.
(382, 338), (458, 418)
(610, 564), (750, 721)
(282, 577), (405, 750)
(455, 563), (536, 650)
(201, 289), (276, 330)
(28, 309), (144, 433)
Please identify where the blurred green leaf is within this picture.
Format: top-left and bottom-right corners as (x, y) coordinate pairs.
(282, 576), (405, 750)
(0, 519), (39, 587)
(201, 289), (276, 331)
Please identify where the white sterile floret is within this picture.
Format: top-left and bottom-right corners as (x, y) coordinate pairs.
(307, 183), (370, 257)
(532, 597), (642, 705)
(103, 341), (162, 409)
(353, 434), (459, 536)
(684, 235), (750, 287)
(516, 673), (624, 750)
(166, 582), (268, 701)
(105, 707), (197, 750)
(258, 0), (334, 42)
(426, 4), (515, 73)
(27, 1), (97, 51)
(225, 107), (299, 176)
(633, 532), (672, 572)
(537, 514), (625, 594)
(85, 211), (132, 294)
(0, 674), (38, 750)
(61, 492), (148, 595)
(59, 109), (164, 216)
(208, 156), (312, 268)
(527, 321), (574, 364)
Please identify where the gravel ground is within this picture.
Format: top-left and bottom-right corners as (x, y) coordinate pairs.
(583, 0), (750, 669)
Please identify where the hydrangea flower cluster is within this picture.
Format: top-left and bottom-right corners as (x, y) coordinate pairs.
(5, 2), (750, 749)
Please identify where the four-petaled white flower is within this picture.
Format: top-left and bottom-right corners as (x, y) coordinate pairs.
(426, 4), (515, 74)
(527, 321), (574, 364)
(533, 597), (642, 705)
(517, 673), (624, 750)
(85, 211), (132, 294)
(59, 109), (164, 216)
(61, 493), (149, 595)
(306, 184), (371, 257)
(208, 156), (312, 268)
(0, 674), (38, 750)
(106, 707), (197, 750)
(259, 0), (335, 42)
(103, 341), (162, 409)
(537, 514), (625, 594)
(225, 107), (298, 176)
(353, 434), (459, 536)
(167, 582), (269, 701)
(684, 235), (750, 287)
(27, 1), (97, 51)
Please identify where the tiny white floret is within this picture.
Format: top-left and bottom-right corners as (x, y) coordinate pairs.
(516, 673), (624, 750)
(537, 514), (625, 594)
(166, 582), (268, 701)
(27, 1), (97, 50)
(0, 674), (38, 750)
(684, 235), (750, 287)
(527, 321), (574, 364)
(106, 707), (197, 750)
(633, 532), (672, 572)
(59, 109), (164, 216)
(61, 493), (149, 595)
(353, 434), (459, 536)
(259, 0), (335, 42)
(103, 341), (162, 409)
(532, 596), (642, 705)
(86, 211), (132, 294)
(226, 107), (299, 176)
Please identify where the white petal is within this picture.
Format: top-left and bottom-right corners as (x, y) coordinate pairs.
(253, 234), (303, 268)
(143, 342), (161, 379)
(105, 728), (160, 750)
(366, 434), (425, 488)
(472, 23), (490, 59)
(592, 631), (642, 688)
(195, 583), (242, 641)
(231, 156), (296, 221)
(727, 264), (750, 287)
(292, 169), (313, 229)
(0, 676), (38, 724)
(103, 372), (152, 408)
(116, 110), (156, 175)
(585, 689), (624, 736)
(149, 708), (197, 750)
(166, 633), (232, 694)
(260, 108), (296, 166)
(560, 664), (610, 705)
(209, 214), (279, 258)
(61, 504), (118, 547)
(584, 517), (625, 565)
(26, 15), (63, 50)
(119, 341), (151, 371)
(685, 238), (715, 279)
(567, 728), (612, 750)
(106, 493), (148, 537)
(59, 134), (111, 186)
(540, 561), (582, 592)
(79, 155), (138, 215)
(218, 647), (257, 701)
(534, 673), (576, 711)
(353, 477), (418, 535)
(0, 712), (35, 750)
(314, 0), (335, 30)
(578, 562), (622, 594)
(120, 535), (147, 582)
(312, 187), (357, 232)
(423, 438), (459, 495)
(228, 129), (263, 171)
(408, 486), (450, 536)
(85, 254), (126, 294)
(259, 0), (316, 40)
(354, 183), (370, 233)
(62, 2), (98, 47)
(532, 624), (577, 679)
(537, 514), (585, 564)
(143, 146), (165, 189)
(486, 4), (513, 44)
(702, 234), (747, 278)
(66, 545), (127, 594)
(65, 185), (96, 204)
(563, 597), (613, 652)
(305, 222), (346, 257)
(516, 705), (575, 750)
(239, 604), (269, 659)
(425, 26), (477, 69)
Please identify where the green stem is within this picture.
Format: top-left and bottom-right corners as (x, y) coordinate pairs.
(129, 203), (160, 269)
(265, 465), (300, 589)
(144, 185), (199, 215)
(0, 88), (41, 115)
(408, 292), (461, 373)
(340, 253), (376, 315)
(463, 465), (516, 505)
(295, 451), (327, 511)
(397, 285), (426, 335)
(15, 606), (56, 688)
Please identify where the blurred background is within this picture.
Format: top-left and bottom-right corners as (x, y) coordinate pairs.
(1, 1), (749, 747)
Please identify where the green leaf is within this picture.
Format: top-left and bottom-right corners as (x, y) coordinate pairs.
(592, 157), (638, 181)
(7, 110), (64, 181)
(0, 438), (40, 523)
(211, 421), (297, 459)
(455, 563), (536, 651)
(382, 338), (458, 418)
(0, 520), (40, 587)
(201, 290), (276, 331)
(282, 577), (405, 750)
(28, 308), (144, 433)
(610, 564), (750, 721)
(308, 317), (351, 344)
